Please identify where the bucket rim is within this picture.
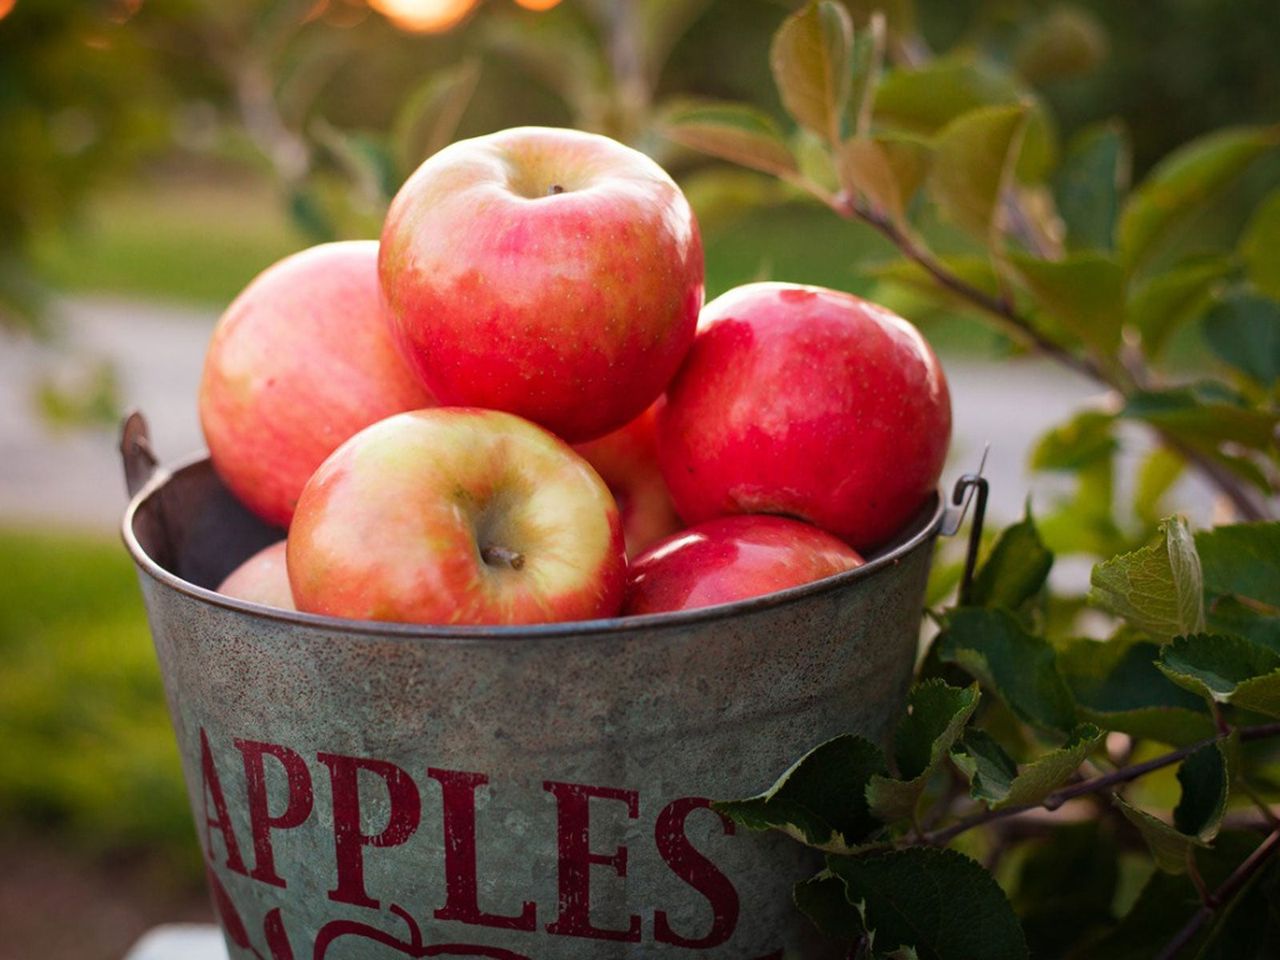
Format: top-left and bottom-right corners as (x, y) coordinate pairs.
(122, 451), (946, 642)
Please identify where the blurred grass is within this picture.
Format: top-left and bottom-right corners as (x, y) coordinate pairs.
(0, 527), (199, 876)
(31, 175), (308, 307)
(29, 171), (997, 355)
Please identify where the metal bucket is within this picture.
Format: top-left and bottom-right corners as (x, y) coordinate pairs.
(119, 413), (984, 960)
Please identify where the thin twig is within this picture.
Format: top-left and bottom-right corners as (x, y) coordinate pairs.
(919, 721), (1280, 848)
(1154, 825), (1280, 960)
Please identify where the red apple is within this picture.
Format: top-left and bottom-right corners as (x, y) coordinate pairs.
(572, 402), (682, 558)
(658, 282), (950, 552)
(624, 515), (864, 615)
(218, 541), (294, 611)
(378, 126), (704, 443)
(199, 241), (434, 528)
(287, 408), (626, 625)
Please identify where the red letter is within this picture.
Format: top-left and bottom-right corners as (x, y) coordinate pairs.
(235, 739), (314, 888)
(428, 768), (536, 931)
(200, 729), (248, 875)
(318, 753), (421, 909)
(543, 781), (640, 942)
(654, 797), (739, 948)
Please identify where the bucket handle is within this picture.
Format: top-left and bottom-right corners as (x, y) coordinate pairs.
(940, 446), (989, 606)
(120, 410), (167, 499)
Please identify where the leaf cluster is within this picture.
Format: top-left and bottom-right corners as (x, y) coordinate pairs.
(716, 511), (1280, 959)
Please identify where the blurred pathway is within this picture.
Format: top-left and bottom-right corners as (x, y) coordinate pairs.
(1, 296), (1212, 534)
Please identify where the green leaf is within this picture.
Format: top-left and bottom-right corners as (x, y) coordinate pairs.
(1241, 188), (1280, 300)
(1203, 290), (1280, 387)
(1000, 724), (1103, 809)
(663, 101), (800, 178)
(1207, 596), (1280, 654)
(1054, 121), (1130, 253)
(826, 848), (1029, 959)
(1013, 6), (1108, 85)
(953, 724), (1102, 810)
(1090, 517), (1206, 638)
(872, 58), (1056, 179)
(837, 135), (931, 224)
(1121, 385), (1279, 452)
(770, 1), (854, 143)
(1113, 739), (1229, 874)
(1158, 633), (1280, 717)
(1113, 796), (1212, 874)
(950, 728), (1017, 805)
(713, 734), (887, 852)
(938, 608), (1077, 733)
(1129, 256), (1234, 360)
(866, 681), (980, 821)
(1118, 125), (1280, 274)
(794, 870), (865, 940)
(1173, 739), (1231, 838)
(969, 509), (1054, 610)
(1009, 252), (1125, 356)
(1031, 409), (1117, 471)
(1060, 634), (1214, 746)
(928, 104), (1028, 241)
(391, 59), (481, 176)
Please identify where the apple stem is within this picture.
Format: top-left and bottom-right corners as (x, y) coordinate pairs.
(548, 184), (564, 195)
(481, 544), (525, 570)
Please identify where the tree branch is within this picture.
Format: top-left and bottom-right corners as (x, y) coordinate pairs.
(1154, 825), (1280, 960)
(919, 721), (1280, 848)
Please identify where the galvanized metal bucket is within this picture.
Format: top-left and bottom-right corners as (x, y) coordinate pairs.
(119, 412), (985, 960)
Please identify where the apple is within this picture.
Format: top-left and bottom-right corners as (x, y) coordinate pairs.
(378, 126), (704, 443)
(287, 408), (626, 625)
(623, 514), (864, 615)
(199, 241), (434, 528)
(217, 541), (295, 610)
(657, 282), (951, 552)
(572, 401), (682, 558)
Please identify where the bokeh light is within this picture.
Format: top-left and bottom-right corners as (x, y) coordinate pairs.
(367, 0), (477, 33)
(0, 0), (18, 22)
(513, 0), (563, 9)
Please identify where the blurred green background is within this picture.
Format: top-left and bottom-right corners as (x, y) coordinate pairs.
(1, 0), (1278, 956)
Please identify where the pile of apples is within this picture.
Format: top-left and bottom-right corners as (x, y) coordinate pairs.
(203, 127), (951, 625)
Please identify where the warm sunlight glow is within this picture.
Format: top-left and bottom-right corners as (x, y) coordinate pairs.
(0, 0), (18, 22)
(368, 0), (477, 33)
(513, 0), (563, 9)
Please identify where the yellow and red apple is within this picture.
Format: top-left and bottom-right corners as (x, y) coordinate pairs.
(199, 241), (434, 528)
(217, 541), (294, 611)
(287, 408), (626, 625)
(379, 126), (704, 443)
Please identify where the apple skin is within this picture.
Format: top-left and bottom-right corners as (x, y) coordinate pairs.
(287, 408), (627, 625)
(199, 241), (435, 528)
(378, 126), (704, 443)
(572, 402), (682, 558)
(623, 514), (864, 615)
(657, 282), (951, 552)
(217, 541), (295, 611)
